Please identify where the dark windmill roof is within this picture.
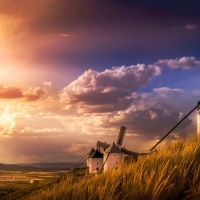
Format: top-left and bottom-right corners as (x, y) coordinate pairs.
(90, 150), (103, 158)
(104, 142), (122, 154)
(88, 148), (95, 157)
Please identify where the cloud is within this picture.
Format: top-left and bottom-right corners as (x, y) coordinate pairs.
(153, 87), (184, 94)
(81, 87), (196, 139)
(0, 108), (16, 135)
(185, 24), (198, 30)
(156, 56), (200, 70)
(0, 85), (46, 101)
(60, 64), (161, 112)
(23, 87), (46, 101)
(0, 86), (198, 162)
(43, 81), (51, 87)
(0, 85), (23, 99)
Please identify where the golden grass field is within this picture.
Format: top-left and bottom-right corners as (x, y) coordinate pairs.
(5, 137), (200, 200)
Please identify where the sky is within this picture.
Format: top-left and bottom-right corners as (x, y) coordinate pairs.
(0, 0), (200, 163)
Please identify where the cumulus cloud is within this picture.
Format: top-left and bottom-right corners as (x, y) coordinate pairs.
(156, 56), (200, 70)
(0, 85), (23, 99)
(60, 64), (161, 112)
(185, 24), (198, 30)
(23, 87), (46, 101)
(55, 86), (200, 152)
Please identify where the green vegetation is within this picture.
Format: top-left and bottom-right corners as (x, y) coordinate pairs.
(4, 137), (200, 200)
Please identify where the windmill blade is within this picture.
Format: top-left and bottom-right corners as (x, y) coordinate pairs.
(150, 102), (199, 151)
(74, 153), (88, 167)
(96, 141), (110, 150)
(116, 126), (126, 146)
(74, 148), (95, 168)
(76, 156), (90, 168)
(100, 151), (111, 173)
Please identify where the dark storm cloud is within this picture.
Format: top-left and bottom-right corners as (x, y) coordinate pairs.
(2, 0), (200, 69)
(100, 87), (197, 139)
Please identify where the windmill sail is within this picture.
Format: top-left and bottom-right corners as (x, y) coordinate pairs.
(117, 126), (126, 146)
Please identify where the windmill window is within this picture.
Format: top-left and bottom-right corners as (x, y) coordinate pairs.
(114, 154), (116, 156)
(116, 162), (118, 164)
(97, 163), (98, 165)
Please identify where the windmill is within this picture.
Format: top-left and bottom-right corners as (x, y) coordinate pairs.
(74, 126), (142, 172)
(97, 126), (146, 172)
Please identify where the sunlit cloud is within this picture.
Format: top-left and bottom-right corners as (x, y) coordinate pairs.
(0, 85), (23, 99)
(0, 108), (15, 135)
(20, 127), (62, 134)
(0, 85), (46, 101)
(23, 87), (46, 101)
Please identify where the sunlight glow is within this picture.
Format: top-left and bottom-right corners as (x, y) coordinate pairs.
(0, 108), (15, 128)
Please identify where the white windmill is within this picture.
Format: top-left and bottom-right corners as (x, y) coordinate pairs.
(197, 102), (200, 136)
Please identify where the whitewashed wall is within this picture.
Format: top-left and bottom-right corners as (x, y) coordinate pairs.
(87, 158), (90, 167)
(103, 153), (123, 172)
(89, 157), (103, 173)
(197, 111), (200, 136)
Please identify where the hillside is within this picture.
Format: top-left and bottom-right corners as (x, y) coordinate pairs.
(17, 162), (83, 170)
(0, 162), (80, 171)
(4, 137), (200, 200)
(0, 163), (39, 171)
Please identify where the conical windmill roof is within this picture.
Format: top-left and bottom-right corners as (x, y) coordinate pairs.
(88, 148), (95, 157)
(90, 149), (103, 158)
(104, 142), (122, 154)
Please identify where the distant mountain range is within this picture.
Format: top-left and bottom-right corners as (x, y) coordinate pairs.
(0, 162), (86, 171)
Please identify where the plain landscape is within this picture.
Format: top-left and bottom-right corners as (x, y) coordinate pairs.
(0, 162), (80, 198)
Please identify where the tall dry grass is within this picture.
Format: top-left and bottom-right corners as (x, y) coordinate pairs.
(13, 137), (200, 200)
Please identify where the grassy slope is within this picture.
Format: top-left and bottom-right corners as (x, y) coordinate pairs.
(5, 137), (200, 200)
